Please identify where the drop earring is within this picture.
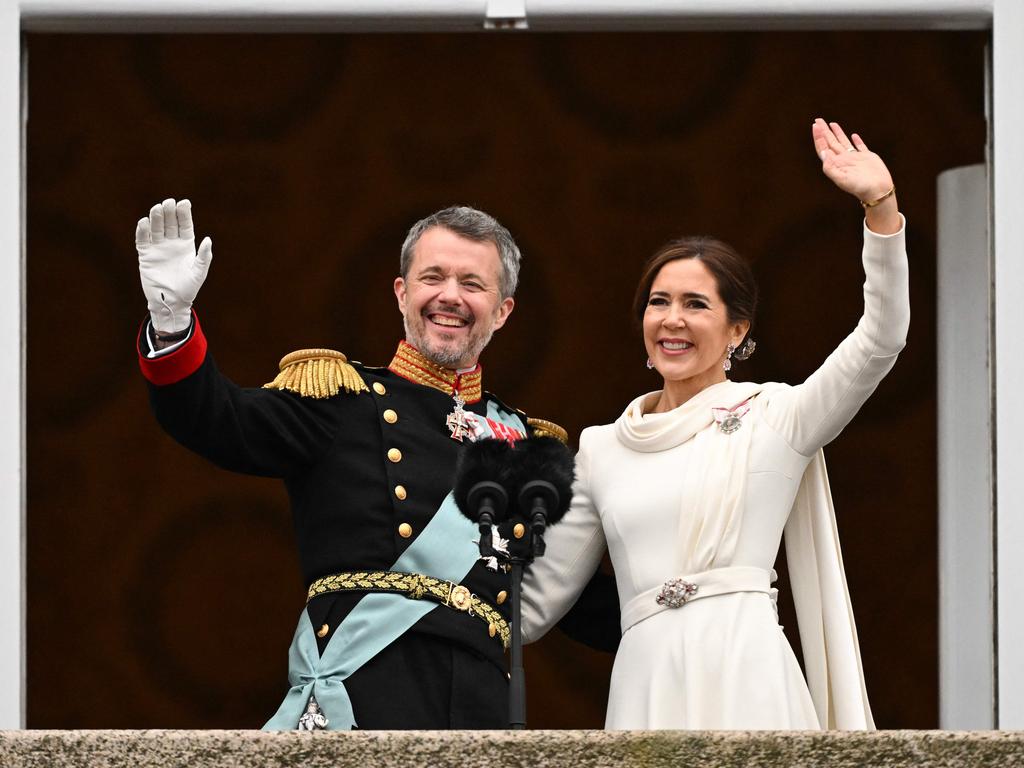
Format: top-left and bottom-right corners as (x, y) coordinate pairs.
(646, 357), (654, 370)
(723, 344), (736, 372)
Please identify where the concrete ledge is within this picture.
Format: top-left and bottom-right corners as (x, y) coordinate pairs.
(1, 729), (1022, 767)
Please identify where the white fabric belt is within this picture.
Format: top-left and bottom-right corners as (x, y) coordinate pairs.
(620, 565), (776, 634)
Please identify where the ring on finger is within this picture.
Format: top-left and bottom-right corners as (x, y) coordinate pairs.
(846, 147), (858, 152)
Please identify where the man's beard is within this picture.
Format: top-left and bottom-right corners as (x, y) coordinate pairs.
(403, 312), (495, 369)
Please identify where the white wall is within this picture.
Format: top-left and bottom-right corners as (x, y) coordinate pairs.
(0, 0), (24, 732)
(993, 0), (1024, 731)
(937, 164), (993, 729)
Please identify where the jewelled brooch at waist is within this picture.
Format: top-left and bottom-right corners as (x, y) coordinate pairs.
(655, 577), (699, 608)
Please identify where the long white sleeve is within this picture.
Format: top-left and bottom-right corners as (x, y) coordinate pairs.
(520, 428), (608, 643)
(762, 216), (910, 455)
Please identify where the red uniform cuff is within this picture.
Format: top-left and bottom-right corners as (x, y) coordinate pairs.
(137, 313), (208, 386)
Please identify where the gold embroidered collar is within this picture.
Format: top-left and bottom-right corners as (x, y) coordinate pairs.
(388, 341), (483, 404)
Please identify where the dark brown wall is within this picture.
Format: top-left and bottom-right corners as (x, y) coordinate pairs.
(26, 31), (986, 729)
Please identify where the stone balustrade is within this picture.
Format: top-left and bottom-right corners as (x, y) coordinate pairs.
(2, 729), (1023, 767)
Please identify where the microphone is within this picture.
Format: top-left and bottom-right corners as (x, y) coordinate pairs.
(453, 438), (513, 554)
(468, 481), (507, 533)
(453, 436), (575, 558)
(507, 437), (575, 556)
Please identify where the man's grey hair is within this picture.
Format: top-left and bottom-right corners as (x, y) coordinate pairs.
(400, 206), (522, 300)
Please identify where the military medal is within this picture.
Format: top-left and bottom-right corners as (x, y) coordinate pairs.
(475, 527), (511, 572)
(297, 695), (328, 731)
(447, 393), (474, 442)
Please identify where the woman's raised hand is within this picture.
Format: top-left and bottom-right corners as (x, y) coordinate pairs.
(813, 118), (900, 234)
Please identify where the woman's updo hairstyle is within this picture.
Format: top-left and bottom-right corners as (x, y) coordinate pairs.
(631, 236), (759, 350)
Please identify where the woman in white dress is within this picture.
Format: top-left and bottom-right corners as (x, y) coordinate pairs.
(521, 119), (907, 730)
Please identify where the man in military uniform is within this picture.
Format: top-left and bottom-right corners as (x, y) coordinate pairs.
(135, 199), (566, 730)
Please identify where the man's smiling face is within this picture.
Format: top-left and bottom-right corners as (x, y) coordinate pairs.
(394, 226), (514, 369)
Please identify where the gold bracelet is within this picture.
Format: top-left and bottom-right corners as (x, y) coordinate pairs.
(860, 185), (895, 209)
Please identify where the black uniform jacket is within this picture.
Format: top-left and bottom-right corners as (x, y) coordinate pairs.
(138, 314), (558, 722)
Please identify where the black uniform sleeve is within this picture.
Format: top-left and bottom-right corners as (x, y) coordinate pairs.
(139, 316), (344, 478)
(150, 355), (345, 478)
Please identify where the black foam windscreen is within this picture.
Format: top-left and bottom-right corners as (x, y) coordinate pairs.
(507, 437), (575, 524)
(453, 435), (575, 524)
(452, 438), (515, 522)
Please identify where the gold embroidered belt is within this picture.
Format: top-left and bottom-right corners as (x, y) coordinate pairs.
(306, 570), (510, 650)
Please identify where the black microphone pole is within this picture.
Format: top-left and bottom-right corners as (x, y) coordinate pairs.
(463, 475), (527, 729)
(509, 479), (559, 730)
(509, 557), (527, 730)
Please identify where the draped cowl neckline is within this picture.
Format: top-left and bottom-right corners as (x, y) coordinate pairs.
(612, 379), (766, 578)
(614, 380), (765, 453)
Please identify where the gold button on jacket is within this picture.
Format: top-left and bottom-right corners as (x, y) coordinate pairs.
(372, 382), (386, 395)
(387, 448), (403, 463)
(398, 522), (413, 538)
(383, 409), (398, 424)
(394, 484), (407, 500)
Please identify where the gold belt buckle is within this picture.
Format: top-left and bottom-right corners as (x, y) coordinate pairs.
(448, 583), (473, 612)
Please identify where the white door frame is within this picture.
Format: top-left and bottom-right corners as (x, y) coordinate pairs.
(3, 0), (1021, 730)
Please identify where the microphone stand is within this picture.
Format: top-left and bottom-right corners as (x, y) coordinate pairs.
(474, 515), (533, 729)
(466, 477), (559, 730)
(506, 479), (559, 731)
(508, 557), (527, 730)
(466, 480), (528, 725)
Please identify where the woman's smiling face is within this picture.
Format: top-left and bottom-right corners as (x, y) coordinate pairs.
(643, 257), (749, 391)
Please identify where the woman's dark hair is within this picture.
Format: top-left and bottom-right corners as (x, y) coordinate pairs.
(631, 236), (758, 341)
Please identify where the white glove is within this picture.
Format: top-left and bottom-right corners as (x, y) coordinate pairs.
(136, 198), (213, 334)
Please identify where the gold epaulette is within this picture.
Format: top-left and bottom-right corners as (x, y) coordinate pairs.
(527, 417), (569, 444)
(263, 348), (368, 399)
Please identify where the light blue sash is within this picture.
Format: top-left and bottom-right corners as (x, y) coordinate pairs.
(263, 400), (526, 730)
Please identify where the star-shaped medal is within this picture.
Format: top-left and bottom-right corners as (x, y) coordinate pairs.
(475, 528), (511, 572)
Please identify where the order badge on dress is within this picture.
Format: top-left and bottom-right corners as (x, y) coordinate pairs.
(712, 399), (752, 434)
